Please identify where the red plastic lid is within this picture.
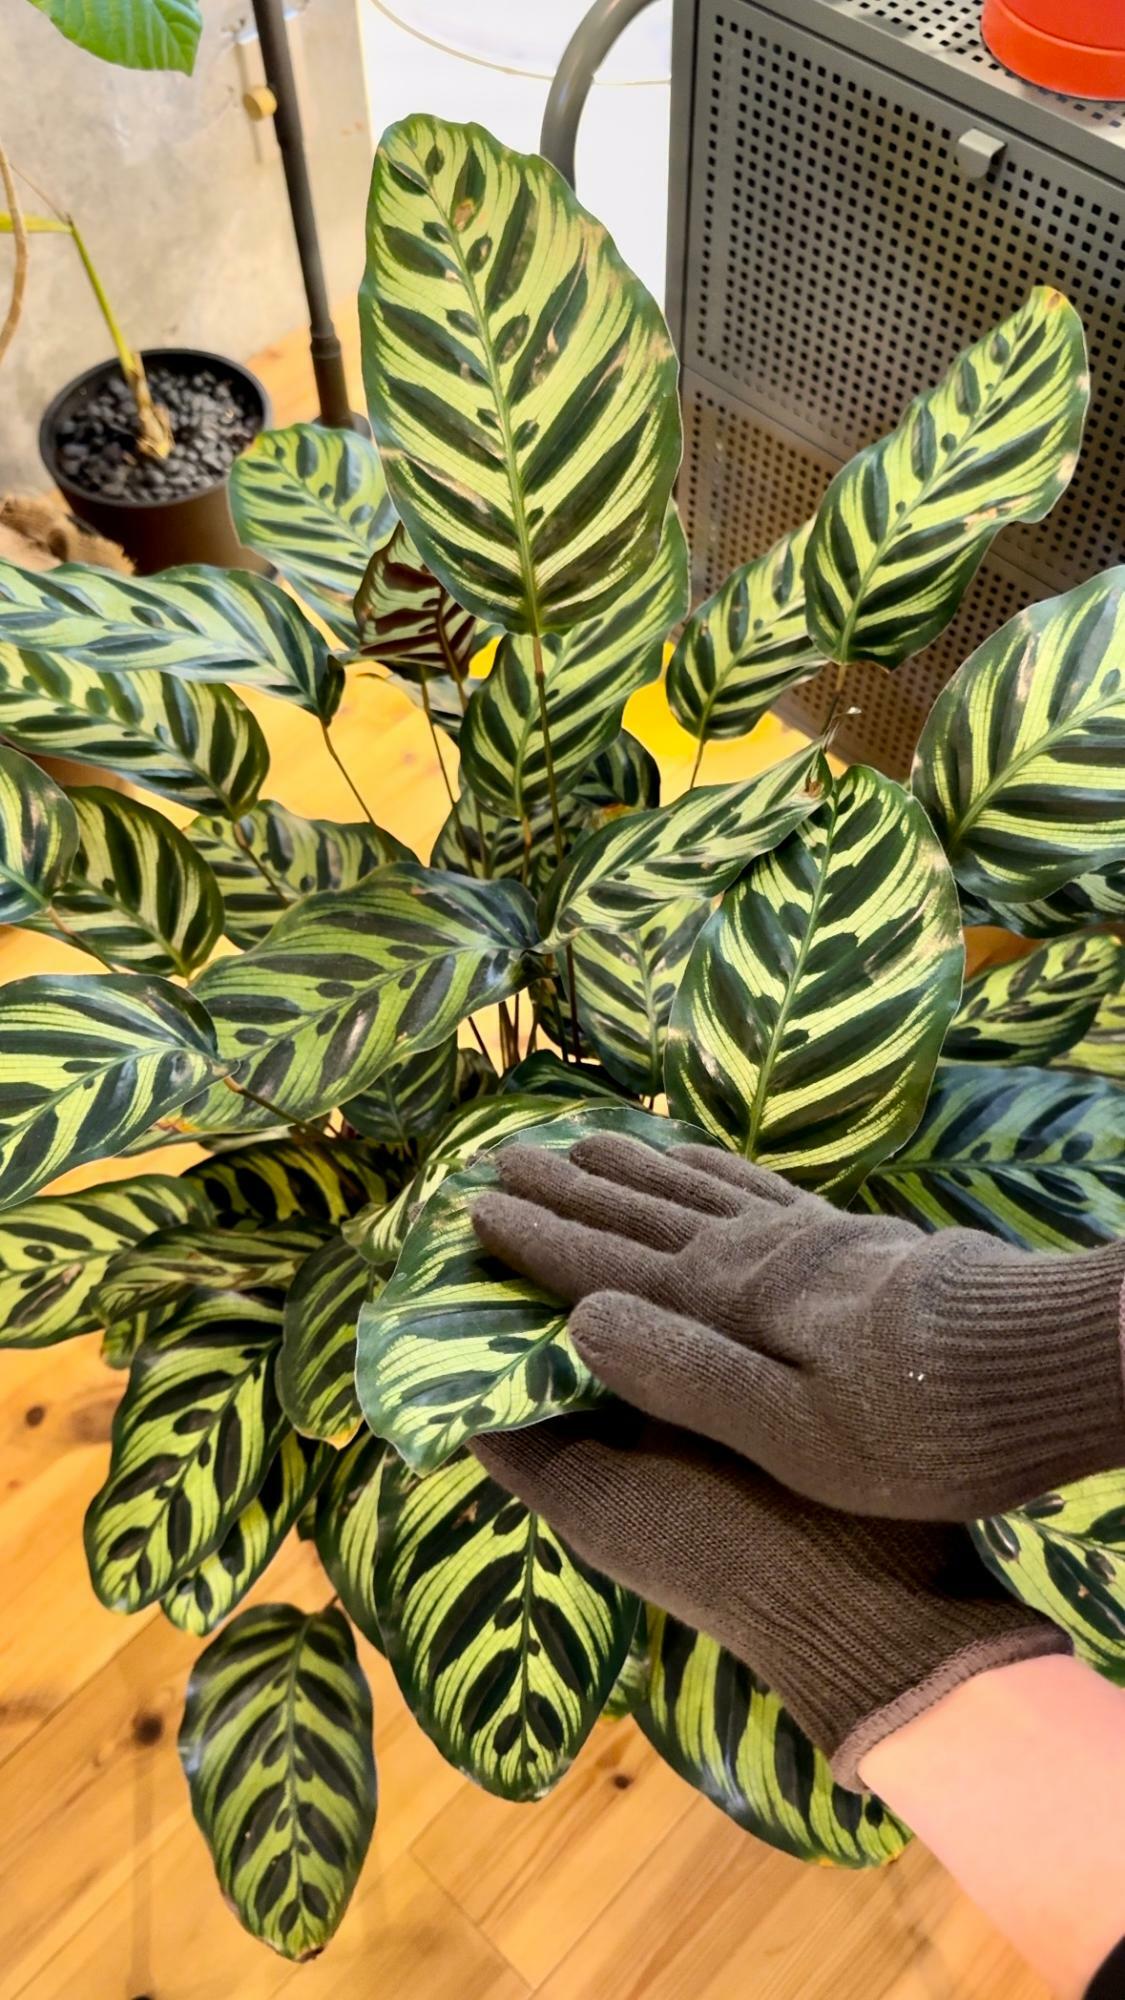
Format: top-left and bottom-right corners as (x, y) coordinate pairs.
(982, 0), (1125, 95)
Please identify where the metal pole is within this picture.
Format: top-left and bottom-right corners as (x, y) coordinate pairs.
(540, 0), (660, 188)
(250, 0), (355, 428)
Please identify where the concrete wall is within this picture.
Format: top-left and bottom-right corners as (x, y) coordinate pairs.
(1, 0), (372, 488)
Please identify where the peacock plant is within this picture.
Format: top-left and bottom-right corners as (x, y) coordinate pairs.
(0, 113), (1121, 1959)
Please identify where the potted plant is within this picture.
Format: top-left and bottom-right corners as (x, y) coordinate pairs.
(0, 114), (1119, 1960)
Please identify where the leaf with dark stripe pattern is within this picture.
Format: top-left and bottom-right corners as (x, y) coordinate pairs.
(193, 864), (540, 1120)
(0, 973), (227, 1209)
(162, 1431), (330, 1636)
(805, 288), (1088, 667)
(962, 859), (1125, 939)
(356, 1104), (706, 1472)
(353, 519), (481, 680)
(186, 800), (408, 948)
(30, 787), (224, 975)
(460, 510), (688, 816)
(340, 1036), (457, 1147)
(314, 1431), (390, 1650)
(541, 743), (825, 945)
(361, 114), (681, 634)
(0, 1174), (211, 1349)
(279, 1238), (375, 1443)
(0, 647), (269, 817)
(84, 1289), (288, 1612)
(666, 523), (825, 742)
(565, 898), (709, 1096)
(666, 768), (963, 1196)
(975, 1475), (1125, 1684)
(95, 1220), (329, 1324)
(229, 422), (396, 644)
(945, 936), (1121, 1066)
(0, 563), (341, 720)
(375, 1448), (638, 1799)
(179, 1604), (376, 1959)
(913, 570), (1125, 906)
(859, 1063), (1125, 1249)
(635, 1610), (909, 1866)
(186, 1138), (388, 1227)
(0, 744), (76, 924)
(1060, 984), (1124, 1081)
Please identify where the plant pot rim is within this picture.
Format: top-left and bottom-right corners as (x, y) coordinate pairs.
(39, 346), (271, 514)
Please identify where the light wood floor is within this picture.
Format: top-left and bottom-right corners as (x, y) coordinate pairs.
(0, 316), (1049, 2000)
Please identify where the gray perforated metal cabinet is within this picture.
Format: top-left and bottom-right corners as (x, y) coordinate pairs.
(665, 0), (1125, 774)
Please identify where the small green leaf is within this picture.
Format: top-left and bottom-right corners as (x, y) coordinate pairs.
(230, 423), (396, 645)
(313, 1431), (390, 1650)
(666, 523), (825, 742)
(186, 1137), (387, 1227)
(35, 787), (224, 975)
(1060, 984), (1124, 1082)
(340, 1036), (457, 1147)
(945, 936), (1121, 1066)
(29, 0), (203, 72)
(0, 743), (77, 924)
(280, 1237), (375, 1443)
(162, 1431), (330, 1637)
(186, 800), (408, 949)
(565, 898), (709, 1097)
(975, 1474), (1125, 1683)
(353, 520), (481, 678)
(95, 1220), (329, 1325)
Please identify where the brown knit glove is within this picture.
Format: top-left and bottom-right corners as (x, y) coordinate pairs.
(471, 1134), (1125, 1521)
(473, 1413), (1068, 1788)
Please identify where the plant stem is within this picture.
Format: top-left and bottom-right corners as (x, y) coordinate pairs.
(420, 671), (476, 873)
(221, 1074), (323, 1142)
(532, 634), (581, 1064)
(687, 732), (706, 792)
(47, 905), (117, 970)
(465, 1014), (491, 1064)
(229, 818), (289, 904)
(67, 216), (172, 460)
(0, 142), (28, 367)
(320, 719), (378, 829)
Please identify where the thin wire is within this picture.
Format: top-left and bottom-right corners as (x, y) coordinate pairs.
(363, 0), (671, 84)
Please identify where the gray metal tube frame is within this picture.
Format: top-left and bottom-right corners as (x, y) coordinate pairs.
(539, 0), (661, 188)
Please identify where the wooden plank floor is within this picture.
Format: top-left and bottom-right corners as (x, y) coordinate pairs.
(0, 316), (1049, 2000)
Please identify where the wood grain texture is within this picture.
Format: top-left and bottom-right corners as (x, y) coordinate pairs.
(0, 315), (1049, 2000)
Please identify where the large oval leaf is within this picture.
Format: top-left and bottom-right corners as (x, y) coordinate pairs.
(945, 935), (1121, 1066)
(36, 787), (224, 975)
(0, 973), (226, 1209)
(666, 524), (824, 742)
(186, 800), (408, 949)
(805, 288), (1088, 667)
(194, 864), (540, 1119)
(314, 1431), (390, 1651)
(162, 1431), (328, 1637)
(186, 1137), (387, 1226)
(30, 0), (202, 71)
(859, 1062), (1125, 1250)
(229, 422), (396, 645)
(0, 563), (341, 721)
(974, 1474), (1125, 1683)
(84, 1290), (287, 1612)
(179, 1604), (376, 1960)
(541, 743), (825, 945)
(666, 767), (964, 1196)
(356, 1103), (706, 1471)
(0, 1173), (211, 1350)
(353, 519), (480, 680)
(0, 647), (268, 817)
(360, 113), (681, 634)
(0, 744), (77, 924)
(376, 1449), (639, 1799)
(636, 1610), (909, 1866)
(460, 510), (689, 816)
(279, 1237), (374, 1443)
(913, 571), (1125, 906)
(567, 897), (709, 1096)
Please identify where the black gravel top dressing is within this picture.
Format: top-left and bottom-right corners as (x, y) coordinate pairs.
(53, 359), (259, 505)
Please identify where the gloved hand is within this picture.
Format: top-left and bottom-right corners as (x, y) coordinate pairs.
(471, 1134), (1125, 1520)
(473, 1412), (1068, 1788)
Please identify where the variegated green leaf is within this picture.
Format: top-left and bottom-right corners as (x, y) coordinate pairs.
(859, 1062), (1125, 1249)
(194, 865), (540, 1119)
(0, 646), (268, 817)
(0, 744), (77, 924)
(0, 563), (341, 721)
(636, 1610), (909, 1866)
(566, 897), (709, 1096)
(666, 523), (824, 741)
(32, 787), (223, 975)
(353, 519), (480, 679)
(805, 288), (1088, 667)
(84, 1290), (287, 1612)
(945, 936), (1121, 1065)
(376, 1448), (639, 1798)
(666, 768), (963, 1195)
(460, 511), (689, 816)
(186, 1137), (387, 1226)
(0, 1173), (211, 1349)
(503, 1051), (626, 1103)
(179, 1604), (376, 1959)
(279, 1238), (375, 1443)
(603, 1625), (651, 1719)
(162, 1431), (329, 1637)
(360, 114), (681, 634)
(541, 743), (825, 946)
(118, 1076), (283, 1155)
(356, 1104), (705, 1471)
(340, 1036), (457, 1147)
(1061, 985), (1125, 1081)
(313, 1430), (390, 1649)
(229, 422), (396, 645)
(185, 800), (408, 949)
(95, 1220), (329, 1324)
(967, 859), (1125, 940)
(975, 1474), (1125, 1683)
(913, 571), (1125, 906)
(0, 974), (227, 1209)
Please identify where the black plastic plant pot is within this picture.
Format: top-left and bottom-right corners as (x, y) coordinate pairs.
(39, 347), (272, 575)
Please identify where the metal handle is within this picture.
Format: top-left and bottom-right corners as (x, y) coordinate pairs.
(540, 0), (661, 189)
